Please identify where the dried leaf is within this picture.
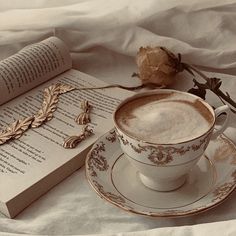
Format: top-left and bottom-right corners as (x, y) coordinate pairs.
(188, 87), (206, 100)
(131, 72), (139, 78)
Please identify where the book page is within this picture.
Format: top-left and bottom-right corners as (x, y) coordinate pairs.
(0, 69), (134, 203)
(0, 37), (72, 106)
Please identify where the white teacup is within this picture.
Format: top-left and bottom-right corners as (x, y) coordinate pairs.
(113, 89), (230, 191)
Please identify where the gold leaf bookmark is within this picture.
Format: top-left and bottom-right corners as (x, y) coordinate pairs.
(75, 100), (92, 125)
(0, 83), (76, 146)
(32, 83), (76, 128)
(63, 125), (94, 149)
(0, 116), (34, 144)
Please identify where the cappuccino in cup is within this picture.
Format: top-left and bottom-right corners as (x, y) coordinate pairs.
(114, 89), (229, 191)
(115, 92), (214, 144)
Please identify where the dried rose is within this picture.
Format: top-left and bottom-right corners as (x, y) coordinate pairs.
(136, 46), (178, 86)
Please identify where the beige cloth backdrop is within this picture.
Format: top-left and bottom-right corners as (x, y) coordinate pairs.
(0, 0), (235, 235)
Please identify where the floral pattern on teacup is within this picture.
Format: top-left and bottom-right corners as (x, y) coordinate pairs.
(116, 131), (211, 165)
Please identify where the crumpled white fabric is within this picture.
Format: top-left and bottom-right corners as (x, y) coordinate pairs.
(0, 0), (236, 235)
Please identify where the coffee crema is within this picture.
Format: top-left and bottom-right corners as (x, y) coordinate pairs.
(115, 92), (214, 144)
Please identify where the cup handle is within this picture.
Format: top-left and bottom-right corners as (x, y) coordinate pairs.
(211, 105), (230, 139)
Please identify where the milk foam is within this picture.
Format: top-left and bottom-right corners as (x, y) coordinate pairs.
(116, 93), (213, 144)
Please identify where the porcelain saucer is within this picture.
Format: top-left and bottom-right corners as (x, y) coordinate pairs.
(85, 130), (236, 217)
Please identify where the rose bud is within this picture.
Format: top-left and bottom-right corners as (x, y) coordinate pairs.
(136, 46), (178, 87)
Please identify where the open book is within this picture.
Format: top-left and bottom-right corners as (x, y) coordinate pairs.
(0, 37), (134, 218)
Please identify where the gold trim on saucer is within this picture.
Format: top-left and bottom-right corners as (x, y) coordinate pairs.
(213, 135), (236, 165)
(212, 170), (236, 202)
(92, 178), (126, 206)
(87, 141), (109, 177)
(85, 131), (236, 218)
